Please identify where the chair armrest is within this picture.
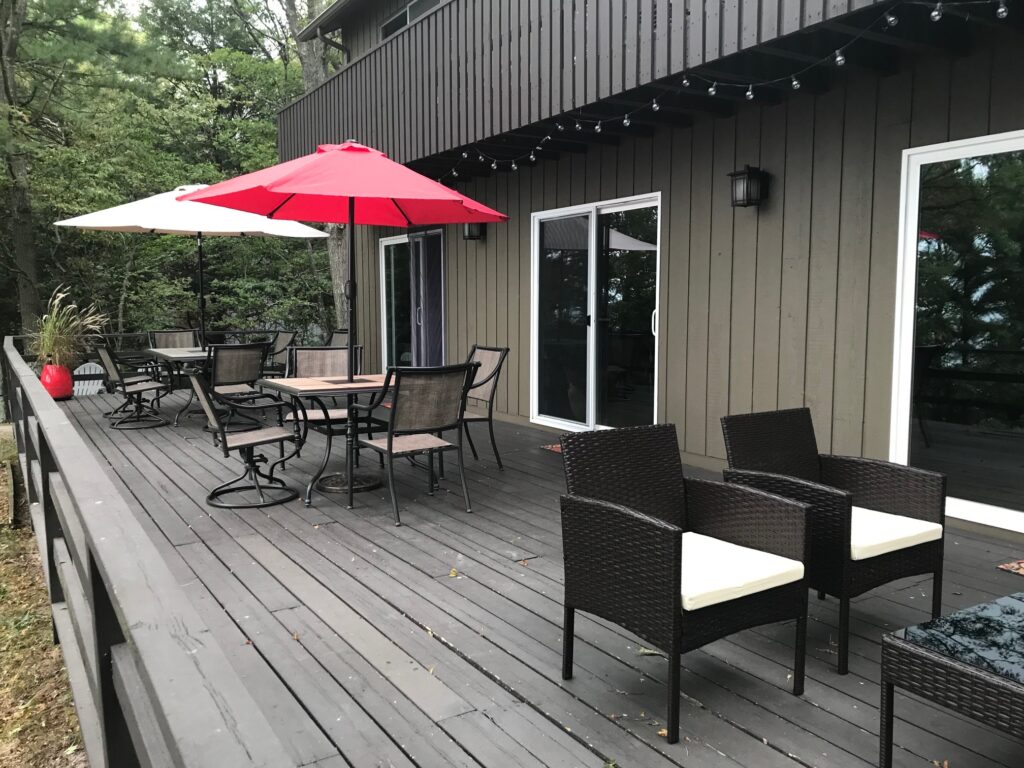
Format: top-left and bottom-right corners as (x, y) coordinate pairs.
(684, 478), (807, 562)
(819, 455), (945, 523)
(723, 468), (851, 564)
(561, 494), (681, 651)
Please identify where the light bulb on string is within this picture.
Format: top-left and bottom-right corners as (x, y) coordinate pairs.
(575, 120), (582, 131)
(556, 121), (564, 131)
(478, 153), (486, 163)
(651, 98), (660, 112)
(594, 121), (602, 133)
(461, 151), (468, 159)
(885, 12), (898, 26)
(491, 160), (498, 170)
(930, 2), (943, 21)
(529, 151), (536, 162)
(834, 49), (846, 66)
(452, 169), (459, 178)
(791, 75), (801, 90)
(708, 81), (717, 96)
(681, 73), (690, 87)
(511, 161), (518, 171)
(623, 115), (631, 127)
(997, 0), (1008, 18)
(745, 85), (754, 101)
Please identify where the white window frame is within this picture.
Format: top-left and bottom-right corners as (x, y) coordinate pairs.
(530, 192), (662, 432)
(378, 232), (446, 371)
(891, 128), (1024, 533)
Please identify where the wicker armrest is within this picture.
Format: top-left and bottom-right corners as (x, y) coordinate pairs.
(561, 494), (681, 651)
(819, 455), (945, 523)
(684, 478), (807, 562)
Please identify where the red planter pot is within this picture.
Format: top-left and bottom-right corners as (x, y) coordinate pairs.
(40, 363), (74, 401)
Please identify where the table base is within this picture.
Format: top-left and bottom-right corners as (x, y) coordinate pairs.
(315, 471), (383, 494)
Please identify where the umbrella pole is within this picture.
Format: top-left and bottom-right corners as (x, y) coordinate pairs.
(197, 233), (207, 348)
(346, 197), (356, 382)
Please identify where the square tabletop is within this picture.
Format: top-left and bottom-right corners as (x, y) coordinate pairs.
(257, 373), (388, 398)
(895, 592), (1024, 684)
(146, 347), (208, 362)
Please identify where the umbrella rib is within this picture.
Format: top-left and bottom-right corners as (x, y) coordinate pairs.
(391, 199), (413, 227)
(267, 193), (296, 219)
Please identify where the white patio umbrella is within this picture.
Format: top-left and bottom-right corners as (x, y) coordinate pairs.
(55, 184), (328, 344)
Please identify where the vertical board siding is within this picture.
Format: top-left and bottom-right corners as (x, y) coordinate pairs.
(279, 0), (889, 164)
(338, 30), (1023, 470)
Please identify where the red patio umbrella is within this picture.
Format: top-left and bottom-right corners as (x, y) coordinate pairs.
(180, 141), (507, 380)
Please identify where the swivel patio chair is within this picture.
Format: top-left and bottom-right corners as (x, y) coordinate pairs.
(149, 329), (200, 349)
(462, 344), (509, 469)
(96, 346), (171, 429)
(262, 331), (296, 378)
(720, 407), (946, 675)
(327, 328), (349, 347)
(203, 342), (272, 431)
(189, 372), (300, 508)
(351, 362), (479, 526)
(559, 424), (809, 744)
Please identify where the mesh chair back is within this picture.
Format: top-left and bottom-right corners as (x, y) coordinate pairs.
(328, 329), (349, 347)
(290, 346), (363, 379)
(466, 345), (508, 404)
(560, 424), (687, 528)
(269, 331), (296, 365)
(150, 329), (199, 348)
(189, 374), (222, 431)
(720, 407), (821, 482)
(208, 343), (268, 387)
(390, 364), (476, 434)
(96, 345), (123, 385)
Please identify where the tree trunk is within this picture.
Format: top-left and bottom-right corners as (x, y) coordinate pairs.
(1, 0), (40, 331)
(281, 0), (347, 328)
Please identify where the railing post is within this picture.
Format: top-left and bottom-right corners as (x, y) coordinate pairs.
(38, 436), (64, 644)
(89, 554), (140, 768)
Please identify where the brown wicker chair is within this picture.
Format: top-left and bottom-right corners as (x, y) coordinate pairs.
(96, 346), (170, 429)
(148, 329), (200, 348)
(189, 372), (301, 508)
(559, 424), (808, 744)
(462, 345), (509, 469)
(351, 363), (479, 526)
(720, 407), (946, 675)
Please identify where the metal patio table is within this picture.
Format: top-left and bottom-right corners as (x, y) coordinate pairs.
(257, 374), (389, 507)
(146, 347), (208, 426)
(880, 593), (1024, 767)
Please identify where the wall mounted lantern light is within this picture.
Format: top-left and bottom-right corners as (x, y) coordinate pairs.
(463, 222), (486, 240)
(728, 165), (770, 208)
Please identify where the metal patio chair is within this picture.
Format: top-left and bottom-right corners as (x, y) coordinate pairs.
(462, 344), (510, 469)
(189, 372), (300, 508)
(262, 331), (296, 378)
(351, 362), (479, 526)
(327, 328), (348, 347)
(96, 345), (171, 429)
(205, 342), (271, 430)
(149, 329), (200, 348)
(720, 407), (946, 674)
(559, 424), (809, 744)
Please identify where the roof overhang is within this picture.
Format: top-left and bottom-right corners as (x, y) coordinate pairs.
(296, 0), (358, 42)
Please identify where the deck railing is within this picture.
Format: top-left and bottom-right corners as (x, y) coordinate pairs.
(1, 336), (295, 768)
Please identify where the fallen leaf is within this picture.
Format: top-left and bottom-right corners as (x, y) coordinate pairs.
(637, 647), (665, 657)
(657, 728), (668, 738)
(449, 568), (459, 578)
(519, 559), (530, 566)
(292, 631), (300, 641)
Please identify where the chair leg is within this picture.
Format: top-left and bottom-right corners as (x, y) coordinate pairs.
(817, 590), (827, 600)
(456, 446), (472, 514)
(793, 596), (807, 696)
(487, 416), (503, 470)
(561, 605), (574, 680)
(427, 451), (435, 495)
(932, 568), (943, 618)
(464, 422), (479, 460)
(385, 453), (401, 526)
(838, 596), (850, 675)
(667, 644), (681, 744)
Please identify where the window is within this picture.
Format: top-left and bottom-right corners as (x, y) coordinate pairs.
(380, 0), (440, 40)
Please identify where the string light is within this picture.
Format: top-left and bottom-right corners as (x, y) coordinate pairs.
(435, 0), (1014, 183)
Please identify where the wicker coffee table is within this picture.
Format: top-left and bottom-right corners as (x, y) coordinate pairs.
(880, 593), (1024, 767)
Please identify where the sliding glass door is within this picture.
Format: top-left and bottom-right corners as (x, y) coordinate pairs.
(532, 195), (660, 431)
(380, 231), (445, 369)
(893, 130), (1024, 526)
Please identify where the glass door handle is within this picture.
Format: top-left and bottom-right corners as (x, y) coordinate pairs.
(416, 306), (423, 326)
(651, 309), (658, 336)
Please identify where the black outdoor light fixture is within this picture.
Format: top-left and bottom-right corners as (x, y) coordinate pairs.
(463, 222), (486, 240)
(728, 165), (770, 208)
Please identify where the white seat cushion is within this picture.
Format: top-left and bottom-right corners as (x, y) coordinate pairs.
(850, 506), (943, 561)
(680, 532), (804, 612)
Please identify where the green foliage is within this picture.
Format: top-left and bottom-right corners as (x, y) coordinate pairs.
(1, 0), (331, 341)
(26, 286), (108, 368)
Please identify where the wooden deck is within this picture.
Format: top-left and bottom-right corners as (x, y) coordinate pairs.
(63, 392), (1024, 768)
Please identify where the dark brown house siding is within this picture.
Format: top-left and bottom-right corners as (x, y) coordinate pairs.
(348, 29), (1024, 470)
(279, 0), (889, 165)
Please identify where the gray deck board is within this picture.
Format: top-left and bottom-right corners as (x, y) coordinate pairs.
(63, 392), (1024, 768)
